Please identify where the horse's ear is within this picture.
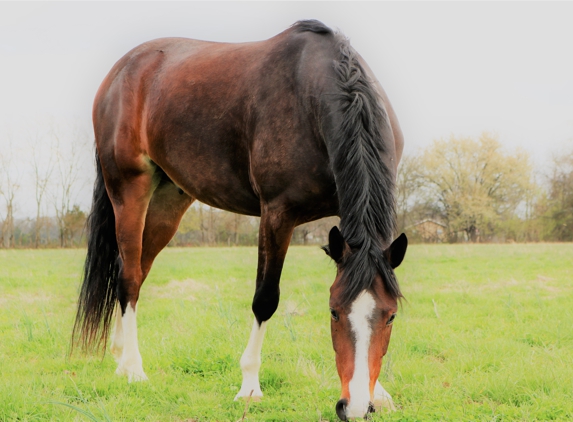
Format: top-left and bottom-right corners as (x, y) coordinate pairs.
(323, 226), (345, 263)
(384, 233), (408, 269)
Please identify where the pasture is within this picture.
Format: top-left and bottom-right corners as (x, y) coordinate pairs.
(1, 244), (572, 421)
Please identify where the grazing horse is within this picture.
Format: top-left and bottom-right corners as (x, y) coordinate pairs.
(73, 20), (407, 420)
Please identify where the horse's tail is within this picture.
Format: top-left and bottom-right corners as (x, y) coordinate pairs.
(72, 152), (119, 352)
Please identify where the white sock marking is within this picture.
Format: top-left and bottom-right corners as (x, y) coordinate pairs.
(346, 290), (376, 418)
(110, 303), (124, 362)
(115, 303), (148, 382)
(235, 318), (267, 400)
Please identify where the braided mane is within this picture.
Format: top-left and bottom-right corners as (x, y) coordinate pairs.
(328, 35), (401, 305)
(292, 20), (402, 305)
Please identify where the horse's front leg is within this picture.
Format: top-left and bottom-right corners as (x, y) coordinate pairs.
(235, 207), (295, 401)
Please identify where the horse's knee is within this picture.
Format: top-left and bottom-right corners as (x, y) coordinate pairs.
(252, 286), (280, 323)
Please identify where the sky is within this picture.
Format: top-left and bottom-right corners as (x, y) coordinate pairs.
(1, 2), (573, 215)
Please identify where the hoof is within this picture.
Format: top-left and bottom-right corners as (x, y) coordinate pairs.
(234, 388), (263, 402)
(116, 364), (148, 383)
(372, 395), (396, 411)
(373, 382), (396, 411)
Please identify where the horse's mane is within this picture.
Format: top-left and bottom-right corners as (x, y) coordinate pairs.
(291, 19), (333, 35)
(295, 20), (402, 306)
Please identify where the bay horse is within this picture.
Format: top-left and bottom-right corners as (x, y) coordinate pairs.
(73, 20), (407, 420)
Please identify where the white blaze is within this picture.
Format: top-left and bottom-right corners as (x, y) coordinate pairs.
(346, 290), (376, 418)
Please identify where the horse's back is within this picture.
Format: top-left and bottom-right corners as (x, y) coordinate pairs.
(93, 24), (342, 217)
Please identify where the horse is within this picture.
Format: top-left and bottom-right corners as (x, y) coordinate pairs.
(72, 20), (407, 420)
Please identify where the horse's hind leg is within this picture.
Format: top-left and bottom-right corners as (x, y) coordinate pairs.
(107, 169), (155, 382)
(235, 206), (296, 400)
(140, 177), (194, 279)
(110, 175), (193, 378)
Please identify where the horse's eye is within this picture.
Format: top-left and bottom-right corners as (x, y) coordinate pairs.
(386, 313), (396, 326)
(330, 308), (339, 322)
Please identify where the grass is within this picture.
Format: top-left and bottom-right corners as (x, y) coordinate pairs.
(0, 244), (572, 421)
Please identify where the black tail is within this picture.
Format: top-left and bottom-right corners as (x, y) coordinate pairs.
(72, 152), (119, 352)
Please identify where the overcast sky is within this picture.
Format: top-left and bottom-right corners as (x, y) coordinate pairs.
(1, 2), (573, 214)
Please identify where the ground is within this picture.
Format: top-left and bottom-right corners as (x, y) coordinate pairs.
(0, 244), (572, 421)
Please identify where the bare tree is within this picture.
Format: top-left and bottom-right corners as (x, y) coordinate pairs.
(30, 131), (55, 247)
(0, 141), (20, 248)
(196, 203), (219, 245)
(293, 216), (339, 245)
(207, 205), (219, 245)
(51, 124), (89, 247)
(233, 213), (241, 245)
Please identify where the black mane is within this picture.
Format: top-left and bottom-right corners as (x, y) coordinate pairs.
(328, 34), (402, 306)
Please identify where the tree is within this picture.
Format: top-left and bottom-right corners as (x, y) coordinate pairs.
(396, 155), (423, 233)
(172, 203), (261, 246)
(413, 133), (533, 242)
(62, 204), (87, 246)
(30, 131), (55, 248)
(292, 216), (339, 245)
(51, 124), (89, 247)
(545, 148), (573, 240)
(0, 142), (20, 248)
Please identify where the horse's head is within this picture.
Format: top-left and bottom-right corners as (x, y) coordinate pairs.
(324, 227), (407, 420)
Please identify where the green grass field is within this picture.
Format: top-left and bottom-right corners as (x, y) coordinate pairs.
(1, 244), (572, 421)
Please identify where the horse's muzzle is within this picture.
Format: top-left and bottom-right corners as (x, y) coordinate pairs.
(335, 399), (376, 421)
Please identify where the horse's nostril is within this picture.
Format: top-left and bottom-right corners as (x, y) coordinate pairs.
(336, 398), (348, 421)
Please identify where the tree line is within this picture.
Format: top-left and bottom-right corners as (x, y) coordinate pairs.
(1, 130), (571, 248)
(0, 124), (90, 248)
(169, 205), (339, 247)
(397, 133), (573, 243)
